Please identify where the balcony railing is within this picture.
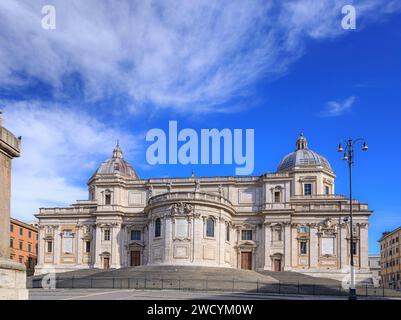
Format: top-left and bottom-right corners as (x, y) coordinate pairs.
(291, 194), (345, 200)
(148, 191), (233, 207)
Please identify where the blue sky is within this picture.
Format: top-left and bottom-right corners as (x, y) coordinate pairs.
(1, 1), (400, 254)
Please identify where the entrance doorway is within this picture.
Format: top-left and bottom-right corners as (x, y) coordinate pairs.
(130, 251), (141, 266)
(103, 257), (110, 269)
(273, 258), (282, 272)
(241, 252), (252, 270)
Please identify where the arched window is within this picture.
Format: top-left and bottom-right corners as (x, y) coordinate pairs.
(155, 218), (161, 237)
(206, 217), (215, 237)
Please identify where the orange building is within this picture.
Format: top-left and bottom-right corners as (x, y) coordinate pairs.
(9, 218), (38, 276)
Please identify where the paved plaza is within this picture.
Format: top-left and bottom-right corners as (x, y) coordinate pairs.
(29, 289), (352, 300)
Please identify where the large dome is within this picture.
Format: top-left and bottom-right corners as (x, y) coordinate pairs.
(94, 143), (139, 179)
(277, 132), (332, 172)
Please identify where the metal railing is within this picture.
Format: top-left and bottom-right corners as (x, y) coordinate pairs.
(29, 276), (401, 298)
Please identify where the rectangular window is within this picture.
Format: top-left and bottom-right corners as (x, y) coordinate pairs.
(226, 223), (230, 242)
(46, 241), (53, 253)
(105, 194), (111, 205)
(19, 241), (23, 250)
(85, 241), (91, 253)
(273, 229), (282, 241)
(63, 230), (73, 254)
(325, 186), (330, 195)
(10, 238), (13, 248)
(206, 218), (215, 237)
(300, 241), (308, 255)
(18, 256), (23, 264)
(304, 183), (312, 196)
(241, 230), (253, 241)
(131, 230), (141, 241)
(298, 226), (309, 233)
(274, 191), (281, 203)
(19, 227), (23, 236)
(28, 243), (32, 252)
(10, 224), (13, 232)
(351, 241), (357, 255)
(104, 229), (111, 241)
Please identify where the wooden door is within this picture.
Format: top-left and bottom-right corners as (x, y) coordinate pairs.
(273, 259), (281, 272)
(130, 251), (141, 266)
(241, 252), (252, 270)
(103, 257), (110, 269)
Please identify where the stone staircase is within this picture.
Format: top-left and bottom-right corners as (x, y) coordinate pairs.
(257, 270), (341, 285)
(28, 266), (401, 298)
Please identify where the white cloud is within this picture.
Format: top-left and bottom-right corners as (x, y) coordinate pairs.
(320, 96), (356, 117)
(0, 0), (399, 113)
(2, 101), (142, 221)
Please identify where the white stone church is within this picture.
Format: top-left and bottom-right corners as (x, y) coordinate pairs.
(35, 133), (372, 282)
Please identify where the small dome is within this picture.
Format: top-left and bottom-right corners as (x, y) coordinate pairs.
(277, 132), (332, 172)
(94, 142), (139, 179)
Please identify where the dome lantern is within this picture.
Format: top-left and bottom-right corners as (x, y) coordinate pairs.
(112, 141), (123, 159)
(91, 142), (139, 179)
(296, 130), (308, 150)
(277, 132), (333, 173)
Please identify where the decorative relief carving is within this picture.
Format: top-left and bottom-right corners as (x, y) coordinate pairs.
(170, 202), (194, 216)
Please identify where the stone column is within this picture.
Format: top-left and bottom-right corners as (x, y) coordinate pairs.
(94, 224), (102, 268)
(0, 119), (28, 299)
(111, 224), (121, 268)
(37, 227), (45, 266)
(164, 217), (172, 264)
(53, 227), (61, 265)
(284, 223), (292, 270)
(359, 223), (369, 270)
(264, 224), (271, 270)
(76, 226), (83, 266)
(291, 224), (298, 268)
(309, 225), (318, 269)
(114, 223), (121, 268)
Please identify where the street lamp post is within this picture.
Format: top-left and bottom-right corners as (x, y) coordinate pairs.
(338, 138), (368, 300)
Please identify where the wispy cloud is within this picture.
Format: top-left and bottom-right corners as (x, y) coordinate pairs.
(1, 0), (401, 220)
(2, 101), (142, 220)
(319, 96), (356, 117)
(0, 0), (400, 113)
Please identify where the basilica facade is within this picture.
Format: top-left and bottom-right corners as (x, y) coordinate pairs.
(35, 133), (372, 282)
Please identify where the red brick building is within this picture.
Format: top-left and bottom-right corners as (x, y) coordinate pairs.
(10, 218), (38, 276)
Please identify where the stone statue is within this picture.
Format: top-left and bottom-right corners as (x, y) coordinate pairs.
(218, 184), (223, 196)
(195, 179), (200, 192)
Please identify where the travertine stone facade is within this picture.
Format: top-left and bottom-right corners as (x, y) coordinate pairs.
(35, 134), (373, 282)
(0, 115), (28, 300)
